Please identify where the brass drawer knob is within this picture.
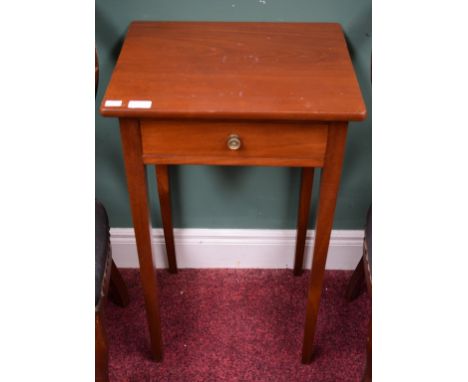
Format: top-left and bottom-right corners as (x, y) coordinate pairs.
(227, 134), (242, 150)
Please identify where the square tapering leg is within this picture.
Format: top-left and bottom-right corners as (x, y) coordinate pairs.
(155, 165), (178, 273)
(293, 168), (314, 275)
(302, 123), (348, 363)
(120, 118), (163, 361)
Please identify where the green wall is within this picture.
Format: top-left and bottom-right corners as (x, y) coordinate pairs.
(95, 0), (371, 229)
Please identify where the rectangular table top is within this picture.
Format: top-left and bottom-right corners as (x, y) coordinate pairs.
(101, 21), (366, 122)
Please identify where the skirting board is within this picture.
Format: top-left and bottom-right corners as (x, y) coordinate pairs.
(110, 228), (364, 270)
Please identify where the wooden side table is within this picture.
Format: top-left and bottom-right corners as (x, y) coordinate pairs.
(100, 21), (366, 363)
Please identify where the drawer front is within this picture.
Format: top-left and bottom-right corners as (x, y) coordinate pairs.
(140, 120), (328, 167)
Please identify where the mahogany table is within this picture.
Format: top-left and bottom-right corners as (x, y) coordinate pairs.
(100, 21), (366, 363)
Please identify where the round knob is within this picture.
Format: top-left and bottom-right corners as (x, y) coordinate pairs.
(227, 134), (241, 150)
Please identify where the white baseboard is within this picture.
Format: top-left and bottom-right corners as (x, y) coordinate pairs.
(110, 228), (364, 270)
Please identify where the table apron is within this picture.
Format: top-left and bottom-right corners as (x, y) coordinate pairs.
(140, 119), (329, 167)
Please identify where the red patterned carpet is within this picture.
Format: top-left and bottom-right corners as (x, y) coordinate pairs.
(104, 269), (370, 381)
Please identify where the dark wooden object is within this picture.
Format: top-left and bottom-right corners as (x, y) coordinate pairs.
(345, 256), (365, 300)
(108, 261), (130, 307)
(95, 260), (129, 382)
(95, 310), (108, 382)
(100, 22), (366, 363)
(347, 228), (372, 381)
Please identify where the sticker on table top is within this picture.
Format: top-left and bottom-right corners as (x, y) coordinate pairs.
(104, 99), (123, 107)
(128, 100), (152, 109)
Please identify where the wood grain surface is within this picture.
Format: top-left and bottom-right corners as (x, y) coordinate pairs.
(101, 22), (366, 121)
(141, 120), (328, 167)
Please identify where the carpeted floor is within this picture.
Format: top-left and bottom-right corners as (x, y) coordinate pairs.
(104, 269), (370, 381)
